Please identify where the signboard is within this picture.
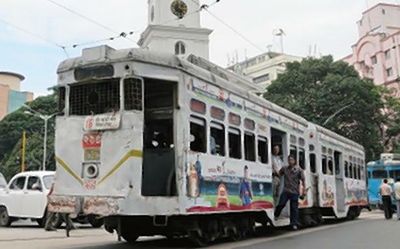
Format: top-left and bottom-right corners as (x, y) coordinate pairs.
(84, 113), (121, 131)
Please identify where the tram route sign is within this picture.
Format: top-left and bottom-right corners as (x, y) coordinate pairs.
(84, 113), (121, 131)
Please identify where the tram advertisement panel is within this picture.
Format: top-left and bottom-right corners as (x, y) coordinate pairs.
(185, 154), (273, 213)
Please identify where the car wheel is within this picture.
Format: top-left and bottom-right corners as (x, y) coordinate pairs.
(0, 207), (12, 227)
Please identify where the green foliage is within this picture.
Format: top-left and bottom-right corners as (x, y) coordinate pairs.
(264, 56), (399, 162)
(0, 94), (57, 180)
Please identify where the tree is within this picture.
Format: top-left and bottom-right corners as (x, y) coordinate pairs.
(264, 56), (398, 161)
(0, 94), (57, 180)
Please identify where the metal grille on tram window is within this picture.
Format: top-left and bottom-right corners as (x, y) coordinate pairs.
(58, 87), (66, 115)
(124, 78), (143, 111)
(69, 79), (120, 116)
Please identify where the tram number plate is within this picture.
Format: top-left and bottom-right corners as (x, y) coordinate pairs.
(84, 179), (97, 190)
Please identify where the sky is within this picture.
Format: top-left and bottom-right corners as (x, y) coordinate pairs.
(0, 0), (399, 96)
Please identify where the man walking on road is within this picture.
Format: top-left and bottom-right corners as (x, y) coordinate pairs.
(394, 178), (400, 220)
(379, 179), (393, 219)
(272, 145), (284, 204)
(274, 155), (306, 230)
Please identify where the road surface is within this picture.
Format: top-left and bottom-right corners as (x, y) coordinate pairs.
(0, 211), (398, 249)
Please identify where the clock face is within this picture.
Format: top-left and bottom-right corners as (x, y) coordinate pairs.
(171, 0), (188, 19)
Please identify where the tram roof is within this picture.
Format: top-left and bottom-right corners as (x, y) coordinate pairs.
(315, 125), (364, 152)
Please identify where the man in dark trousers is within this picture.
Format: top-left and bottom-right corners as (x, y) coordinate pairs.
(274, 155), (305, 230)
(379, 178), (393, 219)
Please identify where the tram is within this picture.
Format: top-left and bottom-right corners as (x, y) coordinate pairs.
(49, 45), (368, 245)
(367, 154), (400, 207)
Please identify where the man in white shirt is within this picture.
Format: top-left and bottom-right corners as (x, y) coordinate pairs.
(272, 145), (284, 204)
(394, 178), (400, 220)
(380, 179), (393, 219)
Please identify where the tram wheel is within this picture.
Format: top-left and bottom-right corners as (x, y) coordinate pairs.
(189, 231), (211, 247)
(121, 230), (139, 244)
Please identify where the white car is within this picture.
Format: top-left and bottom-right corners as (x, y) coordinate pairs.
(0, 171), (54, 227)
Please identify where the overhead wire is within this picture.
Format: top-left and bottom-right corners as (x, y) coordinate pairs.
(45, 0), (137, 44)
(191, 0), (264, 53)
(0, 17), (69, 57)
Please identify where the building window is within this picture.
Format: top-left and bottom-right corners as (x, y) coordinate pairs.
(175, 41), (186, 55)
(385, 50), (391, 60)
(371, 55), (377, 65)
(386, 67), (393, 77)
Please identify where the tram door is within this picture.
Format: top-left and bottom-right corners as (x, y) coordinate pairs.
(334, 151), (346, 212)
(142, 79), (177, 197)
(271, 128), (288, 212)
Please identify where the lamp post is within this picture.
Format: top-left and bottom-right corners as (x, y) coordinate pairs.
(23, 105), (58, 171)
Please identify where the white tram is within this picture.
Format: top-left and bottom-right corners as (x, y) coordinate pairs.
(50, 45), (368, 245)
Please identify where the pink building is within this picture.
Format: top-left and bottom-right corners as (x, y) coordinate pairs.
(343, 3), (400, 96)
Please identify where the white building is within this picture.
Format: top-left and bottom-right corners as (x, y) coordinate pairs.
(138, 0), (212, 60)
(228, 52), (303, 91)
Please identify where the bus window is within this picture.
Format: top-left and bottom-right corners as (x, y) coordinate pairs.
(328, 157), (334, 175)
(258, 136), (268, 164)
(210, 122), (225, 156)
(310, 153), (316, 173)
(322, 156), (327, 174)
(372, 170), (387, 179)
(228, 128), (241, 159)
(244, 132), (256, 162)
(345, 161), (349, 178)
(299, 148), (305, 170)
(190, 116), (206, 153)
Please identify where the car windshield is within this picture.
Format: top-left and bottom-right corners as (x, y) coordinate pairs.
(42, 175), (54, 189)
(0, 173), (6, 189)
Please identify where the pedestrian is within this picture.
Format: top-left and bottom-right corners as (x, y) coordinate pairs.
(379, 178), (393, 219)
(272, 145), (284, 204)
(274, 155), (306, 230)
(394, 178), (400, 220)
(45, 211), (75, 234)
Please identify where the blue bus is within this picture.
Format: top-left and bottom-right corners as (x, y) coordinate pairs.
(367, 154), (400, 207)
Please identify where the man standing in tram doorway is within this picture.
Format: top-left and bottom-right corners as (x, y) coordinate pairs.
(274, 155), (305, 230)
(393, 178), (400, 220)
(379, 178), (393, 219)
(272, 145), (284, 204)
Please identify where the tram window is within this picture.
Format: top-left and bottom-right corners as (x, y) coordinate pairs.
(310, 153), (316, 173)
(190, 116), (206, 153)
(372, 170), (387, 179)
(210, 122), (225, 156)
(299, 148), (306, 170)
(322, 156), (327, 174)
(349, 163), (353, 178)
(299, 138), (305, 147)
(322, 147), (327, 154)
(345, 161), (349, 178)
(210, 106), (225, 121)
(290, 145), (297, 160)
(389, 170), (400, 179)
(309, 144), (315, 151)
(190, 99), (206, 114)
(124, 78), (143, 111)
(244, 132), (256, 162)
(229, 128), (241, 159)
(244, 118), (255, 131)
(353, 164), (358, 179)
(290, 135), (297, 144)
(368, 171), (371, 178)
(258, 136), (268, 164)
(228, 112), (241, 126)
(357, 165), (361, 180)
(328, 157), (334, 175)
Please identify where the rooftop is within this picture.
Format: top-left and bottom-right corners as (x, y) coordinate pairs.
(0, 71), (25, 81)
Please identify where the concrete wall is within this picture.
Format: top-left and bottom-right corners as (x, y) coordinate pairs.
(0, 74), (21, 91)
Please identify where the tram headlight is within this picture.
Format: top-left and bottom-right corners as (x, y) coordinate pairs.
(83, 163), (99, 179)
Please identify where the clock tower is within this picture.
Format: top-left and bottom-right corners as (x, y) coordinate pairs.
(138, 0), (212, 59)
